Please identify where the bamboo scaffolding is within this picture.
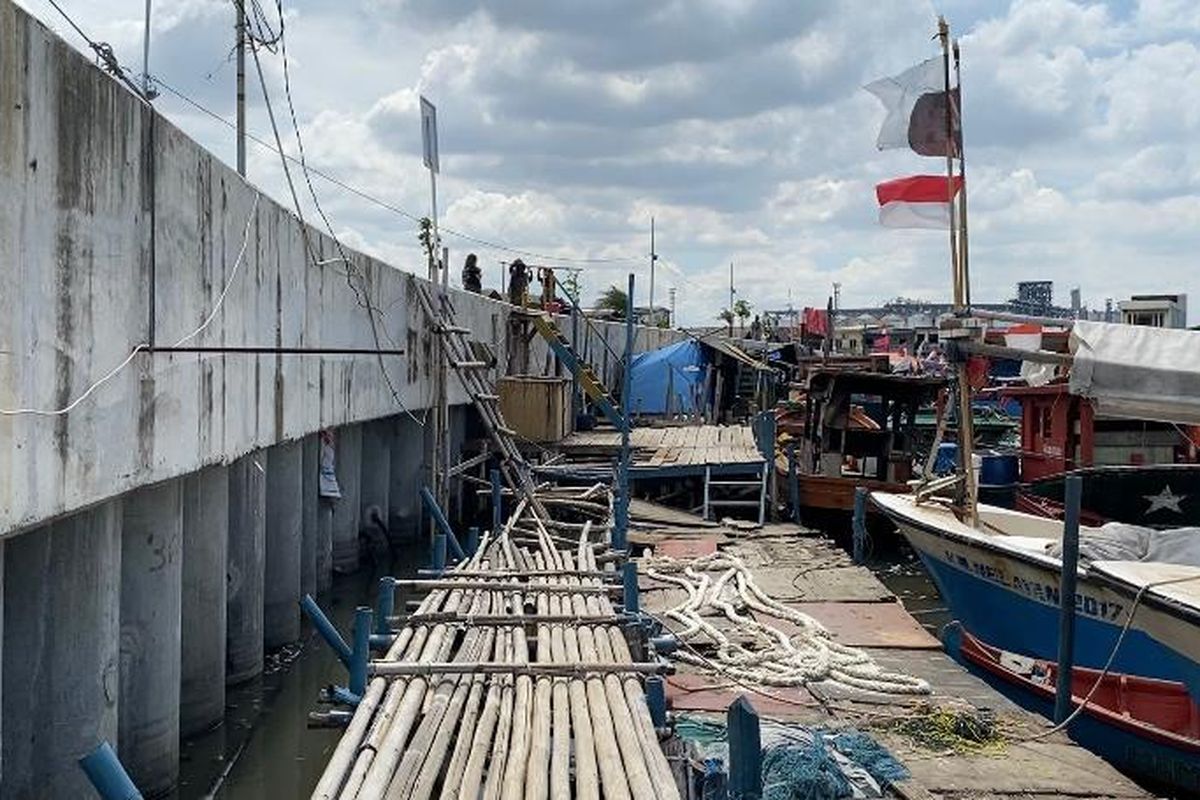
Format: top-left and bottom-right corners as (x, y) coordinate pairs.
(311, 502), (682, 800)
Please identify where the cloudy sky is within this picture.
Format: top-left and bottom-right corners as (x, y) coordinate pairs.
(17, 0), (1200, 325)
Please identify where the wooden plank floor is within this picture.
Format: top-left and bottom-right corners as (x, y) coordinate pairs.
(560, 424), (763, 469)
(637, 516), (1155, 800)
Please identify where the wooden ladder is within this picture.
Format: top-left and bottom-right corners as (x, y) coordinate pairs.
(411, 279), (545, 509)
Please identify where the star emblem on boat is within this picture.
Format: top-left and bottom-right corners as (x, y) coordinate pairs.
(1144, 485), (1186, 515)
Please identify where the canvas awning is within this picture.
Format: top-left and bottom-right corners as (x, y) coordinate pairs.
(1069, 320), (1200, 425)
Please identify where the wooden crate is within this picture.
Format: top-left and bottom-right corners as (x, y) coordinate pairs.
(497, 376), (571, 443)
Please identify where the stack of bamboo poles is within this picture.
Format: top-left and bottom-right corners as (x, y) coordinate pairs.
(312, 492), (681, 800)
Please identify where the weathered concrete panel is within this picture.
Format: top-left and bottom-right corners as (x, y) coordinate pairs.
(0, 0), (683, 538)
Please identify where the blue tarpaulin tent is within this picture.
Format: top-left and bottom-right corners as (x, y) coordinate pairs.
(628, 340), (709, 415)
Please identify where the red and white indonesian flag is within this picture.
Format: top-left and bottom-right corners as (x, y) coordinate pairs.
(875, 175), (962, 229)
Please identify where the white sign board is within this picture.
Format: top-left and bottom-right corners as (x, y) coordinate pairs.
(420, 95), (439, 174)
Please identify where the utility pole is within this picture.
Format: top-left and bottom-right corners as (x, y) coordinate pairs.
(648, 217), (657, 326)
(141, 0), (156, 99)
(235, 0), (246, 176)
(729, 261), (735, 313)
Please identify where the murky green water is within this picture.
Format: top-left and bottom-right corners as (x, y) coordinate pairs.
(174, 548), (422, 800)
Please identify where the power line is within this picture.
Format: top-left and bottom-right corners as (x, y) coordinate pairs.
(44, 0), (149, 100)
(243, 5), (426, 427)
(144, 74), (639, 266)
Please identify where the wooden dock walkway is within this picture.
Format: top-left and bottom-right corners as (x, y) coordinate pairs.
(558, 424), (763, 473)
(633, 511), (1155, 800)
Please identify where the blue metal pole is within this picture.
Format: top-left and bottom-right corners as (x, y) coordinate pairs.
(622, 560), (639, 614)
(1055, 474), (1083, 724)
(727, 696), (762, 800)
(852, 487), (868, 565)
(420, 486), (465, 561)
(466, 526), (480, 557)
(645, 675), (667, 727)
(375, 578), (395, 636)
(787, 444), (800, 523)
(300, 594), (352, 667)
(350, 606), (372, 698)
(491, 468), (502, 533)
(79, 742), (143, 800)
(613, 273), (635, 551)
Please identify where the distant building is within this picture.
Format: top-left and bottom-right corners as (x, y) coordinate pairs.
(633, 306), (671, 327)
(1118, 294), (1187, 329)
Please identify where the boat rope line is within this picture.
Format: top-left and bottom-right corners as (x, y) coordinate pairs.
(1019, 571), (1200, 742)
(642, 552), (931, 696)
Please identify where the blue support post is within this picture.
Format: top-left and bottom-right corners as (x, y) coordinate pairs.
(650, 633), (679, 654)
(300, 594), (352, 667)
(852, 487), (868, 565)
(613, 273), (635, 551)
(1055, 474), (1083, 724)
(350, 606), (372, 699)
(376, 578), (396, 636)
(420, 486), (465, 561)
(79, 742), (143, 800)
(787, 444), (800, 523)
(646, 675), (667, 727)
(622, 560), (639, 614)
(466, 526), (480, 557)
(727, 696), (762, 800)
(491, 468), (503, 533)
(432, 532), (447, 573)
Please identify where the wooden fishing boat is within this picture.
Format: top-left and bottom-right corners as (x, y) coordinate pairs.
(943, 624), (1200, 793)
(871, 491), (1200, 695)
(781, 368), (944, 515)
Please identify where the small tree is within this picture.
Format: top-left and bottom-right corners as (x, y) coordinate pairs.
(418, 217), (437, 275)
(596, 285), (628, 319)
(733, 299), (752, 335)
(718, 308), (734, 336)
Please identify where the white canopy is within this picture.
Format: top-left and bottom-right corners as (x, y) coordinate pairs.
(1070, 320), (1200, 425)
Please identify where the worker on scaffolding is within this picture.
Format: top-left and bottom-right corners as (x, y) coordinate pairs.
(538, 266), (561, 312)
(462, 253), (482, 293)
(508, 259), (529, 306)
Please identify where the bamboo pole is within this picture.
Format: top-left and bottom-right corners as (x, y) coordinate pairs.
(385, 593), (497, 799)
(481, 625), (517, 800)
(312, 577), (455, 800)
(522, 555), (553, 800)
(456, 625), (509, 799)
(564, 551), (633, 800)
(499, 552), (535, 800)
(566, 554), (656, 799)
(353, 586), (484, 797)
(582, 548), (682, 800)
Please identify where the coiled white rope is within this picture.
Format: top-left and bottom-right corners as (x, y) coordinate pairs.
(643, 552), (931, 696)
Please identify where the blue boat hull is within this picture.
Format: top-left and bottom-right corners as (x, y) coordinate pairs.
(889, 512), (1200, 699)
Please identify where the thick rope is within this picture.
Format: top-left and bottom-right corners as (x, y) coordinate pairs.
(643, 552), (931, 696)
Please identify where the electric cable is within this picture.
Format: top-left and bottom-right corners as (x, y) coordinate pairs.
(244, 19), (426, 427)
(0, 191), (260, 416)
(144, 75), (638, 265)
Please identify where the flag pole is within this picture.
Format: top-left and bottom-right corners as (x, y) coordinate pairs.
(939, 17), (977, 524)
(954, 39), (971, 308)
(937, 17), (960, 308)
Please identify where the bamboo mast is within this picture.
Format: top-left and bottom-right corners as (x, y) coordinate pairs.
(939, 16), (979, 524)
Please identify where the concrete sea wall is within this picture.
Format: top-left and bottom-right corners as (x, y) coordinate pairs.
(0, 2), (681, 793)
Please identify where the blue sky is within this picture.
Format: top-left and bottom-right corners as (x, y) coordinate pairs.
(17, 0), (1200, 324)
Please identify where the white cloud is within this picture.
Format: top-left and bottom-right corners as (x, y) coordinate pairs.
(16, 0), (1200, 325)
